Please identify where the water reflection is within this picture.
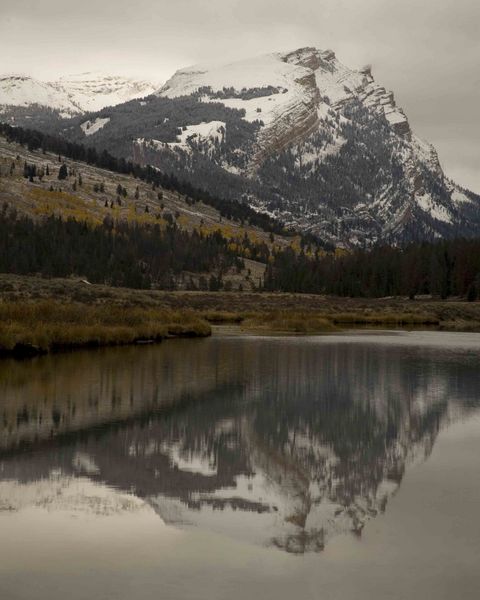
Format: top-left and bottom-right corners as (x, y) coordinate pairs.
(1, 333), (479, 553)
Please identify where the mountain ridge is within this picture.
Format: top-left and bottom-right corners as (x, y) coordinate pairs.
(2, 47), (479, 247)
(0, 72), (158, 116)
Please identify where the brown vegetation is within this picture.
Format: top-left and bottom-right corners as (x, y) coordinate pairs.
(0, 273), (479, 357)
(241, 311), (336, 334)
(0, 299), (211, 356)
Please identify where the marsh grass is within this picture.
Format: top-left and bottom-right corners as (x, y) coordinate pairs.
(0, 301), (211, 354)
(201, 311), (245, 324)
(236, 309), (441, 333)
(331, 312), (440, 325)
(242, 311), (337, 334)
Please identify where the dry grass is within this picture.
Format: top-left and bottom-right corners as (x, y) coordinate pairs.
(0, 301), (211, 355)
(201, 310), (245, 324)
(1, 274), (480, 346)
(330, 312), (440, 326)
(203, 308), (442, 333)
(242, 311), (337, 334)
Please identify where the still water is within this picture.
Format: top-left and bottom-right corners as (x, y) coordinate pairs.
(1, 331), (480, 599)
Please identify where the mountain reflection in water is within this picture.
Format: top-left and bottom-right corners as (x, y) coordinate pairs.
(1, 332), (479, 554)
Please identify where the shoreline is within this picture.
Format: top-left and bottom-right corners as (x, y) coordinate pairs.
(1, 274), (479, 360)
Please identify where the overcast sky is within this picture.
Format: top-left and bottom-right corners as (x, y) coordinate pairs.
(1, 0), (478, 192)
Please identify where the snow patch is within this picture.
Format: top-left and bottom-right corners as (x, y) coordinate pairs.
(146, 121), (226, 156)
(416, 194), (453, 223)
(451, 189), (474, 206)
(80, 116), (110, 136)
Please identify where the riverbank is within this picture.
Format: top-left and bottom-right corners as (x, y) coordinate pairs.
(0, 274), (479, 351)
(0, 300), (211, 358)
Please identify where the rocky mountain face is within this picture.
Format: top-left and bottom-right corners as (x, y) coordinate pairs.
(2, 49), (479, 246)
(135, 47), (480, 246)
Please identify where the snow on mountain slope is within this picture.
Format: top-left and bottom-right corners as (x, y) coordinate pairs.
(3, 49), (477, 246)
(159, 47), (410, 163)
(146, 120), (226, 154)
(0, 75), (81, 115)
(161, 54), (295, 98)
(0, 72), (158, 115)
(80, 116), (111, 136)
(57, 72), (158, 113)
(148, 47), (480, 245)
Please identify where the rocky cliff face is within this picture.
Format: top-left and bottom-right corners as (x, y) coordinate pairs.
(158, 47), (412, 170)
(145, 47), (480, 246)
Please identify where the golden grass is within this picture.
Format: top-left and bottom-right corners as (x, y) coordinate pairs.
(242, 311), (337, 334)
(234, 308), (441, 333)
(0, 301), (211, 354)
(201, 311), (245, 324)
(331, 312), (440, 325)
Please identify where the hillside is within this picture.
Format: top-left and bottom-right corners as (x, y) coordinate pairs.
(0, 133), (305, 291)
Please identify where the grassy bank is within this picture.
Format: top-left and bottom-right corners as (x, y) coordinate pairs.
(206, 310), (443, 334)
(240, 311), (337, 334)
(0, 301), (211, 357)
(0, 274), (479, 346)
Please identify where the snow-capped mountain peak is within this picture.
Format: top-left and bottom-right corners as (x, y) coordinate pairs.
(0, 74), (81, 115)
(56, 72), (160, 113)
(0, 72), (159, 115)
(2, 48), (478, 246)
(143, 46), (480, 245)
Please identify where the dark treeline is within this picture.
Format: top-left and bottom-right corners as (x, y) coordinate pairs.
(1, 201), (479, 298)
(264, 240), (480, 300)
(0, 122), (287, 235)
(0, 206), (243, 290)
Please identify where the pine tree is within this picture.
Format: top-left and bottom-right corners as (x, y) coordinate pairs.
(467, 282), (477, 302)
(58, 164), (68, 180)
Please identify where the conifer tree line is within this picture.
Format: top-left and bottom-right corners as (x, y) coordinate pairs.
(0, 123), (287, 235)
(1, 200), (479, 298)
(264, 241), (480, 300)
(1, 123), (480, 299)
(0, 206), (243, 289)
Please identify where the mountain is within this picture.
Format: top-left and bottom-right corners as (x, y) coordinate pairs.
(2, 48), (480, 246)
(0, 72), (158, 116)
(0, 74), (81, 116)
(138, 47), (480, 246)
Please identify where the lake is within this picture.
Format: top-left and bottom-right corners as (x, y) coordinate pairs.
(1, 330), (480, 600)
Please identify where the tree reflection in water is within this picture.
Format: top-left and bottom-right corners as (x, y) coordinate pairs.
(1, 333), (479, 553)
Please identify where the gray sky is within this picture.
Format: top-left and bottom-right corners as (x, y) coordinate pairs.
(1, 0), (478, 192)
